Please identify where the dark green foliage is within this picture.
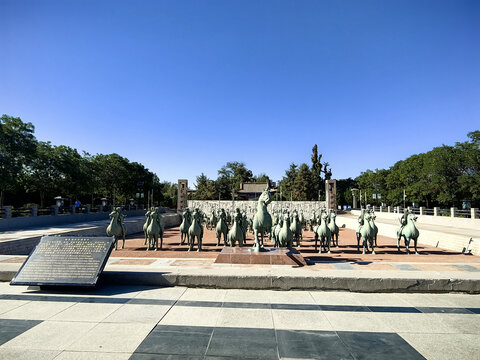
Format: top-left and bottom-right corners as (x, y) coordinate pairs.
(1, 114), (166, 208)
(355, 131), (480, 207)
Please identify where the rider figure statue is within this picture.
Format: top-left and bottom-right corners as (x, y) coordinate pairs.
(398, 209), (409, 235)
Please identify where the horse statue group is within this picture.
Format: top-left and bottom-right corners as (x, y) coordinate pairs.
(143, 207), (165, 251)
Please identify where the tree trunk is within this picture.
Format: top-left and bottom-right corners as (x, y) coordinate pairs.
(0, 189), (4, 208)
(40, 192), (45, 208)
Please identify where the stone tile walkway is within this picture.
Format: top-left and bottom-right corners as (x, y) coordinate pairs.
(0, 284), (479, 359)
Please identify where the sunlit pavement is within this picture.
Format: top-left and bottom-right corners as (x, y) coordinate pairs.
(0, 283), (479, 359)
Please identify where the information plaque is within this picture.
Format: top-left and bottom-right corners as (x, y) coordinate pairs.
(10, 235), (115, 287)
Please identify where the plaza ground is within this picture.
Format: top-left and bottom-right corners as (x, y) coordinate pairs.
(0, 283), (479, 359)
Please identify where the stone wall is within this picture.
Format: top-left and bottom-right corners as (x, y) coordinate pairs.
(0, 209), (146, 232)
(187, 200), (326, 218)
(0, 212), (182, 255)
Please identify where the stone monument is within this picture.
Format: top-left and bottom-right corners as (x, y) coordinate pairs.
(177, 179), (188, 210)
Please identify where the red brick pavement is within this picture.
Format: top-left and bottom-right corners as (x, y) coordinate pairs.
(110, 227), (480, 264)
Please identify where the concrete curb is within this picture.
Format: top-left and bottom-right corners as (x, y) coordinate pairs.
(1, 268), (478, 293)
(99, 271), (480, 293)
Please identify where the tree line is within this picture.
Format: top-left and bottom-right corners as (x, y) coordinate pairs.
(354, 131), (480, 208)
(0, 115), (177, 208)
(194, 144), (333, 201)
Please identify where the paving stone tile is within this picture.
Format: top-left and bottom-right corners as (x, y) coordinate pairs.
(400, 333), (480, 360)
(102, 304), (171, 323)
(373, 313), (458, 334)
(0, 319), (42, 346)
(159, 306), (221, 327)
(338, 331), (425, 359)
(323, 311), (393, 332)
(391, 263), (418, 271)
(417, 306), (473, 314)
(268, 290), (316, 304)
(67, 322), (155, 353)
(50, 302), (123, 322)
(368, 306), (421, 313)
(438, 294), (480, 308)
(217, 307), (274, 328)
(0, 299), (30, 315)
(272, 309), (333, 331)
(130, 354), (203, 360)
(179, 288), (227, 302)
(55, 351), (132, 359)
(354, 293), (412, 307)
(176, 300), (223, 308)
(207, 327), (277, 359)
(309, 291), (364, 306)
(319, 305), (370, 312)
(1, 320), (96, 350)
(135, 326), (213, 356)
(396, 293), (458, 307)
(223, 289), (271, 304)
(434, 313), (480, 334)
(0, 348), (60, 360)
(223, 301), (271, 309)
(134, 287), (187, 301)
(276, 329), (353, 360)
(1, 300), (76, 320)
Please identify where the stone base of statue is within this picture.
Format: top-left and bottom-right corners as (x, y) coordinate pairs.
(215, 247), (306, 266)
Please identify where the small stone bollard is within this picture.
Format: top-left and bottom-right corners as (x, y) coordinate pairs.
(451, 207), (457, 217)
(387, 206), (391, 213)
(98, 205), (103, 213)
(419, 207), (424, 216)
(471, 208), (478, 219)
(30, 205), (38, 217)
(2, 206), (12, 218)
(51, 205), (58, 216)
(433, 207), (440, 216)
(85, 204), (91, 213)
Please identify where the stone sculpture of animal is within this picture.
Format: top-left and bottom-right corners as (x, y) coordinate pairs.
(106, 207), (127, 250)
(290, 211), (302, 247)
(315, 210), (331, 253)
(227, 209), (245, 247)
(278, 213), (293, 248)
(146, 210), (164, 251)
(216, 209), (228, 246)
(188, 209), (203, 251)
(252, 187), (273, 251)
(356, 212), (375, 254)
(179, 208), (191, 245)
(143, 207), (154, 245)
(397, 213), (420, 254)
(328, 210), (339, 248)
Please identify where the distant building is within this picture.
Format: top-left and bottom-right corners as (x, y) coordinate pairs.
(237, 181), (277, 200)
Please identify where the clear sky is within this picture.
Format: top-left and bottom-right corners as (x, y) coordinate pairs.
(1, 0), (479, 187)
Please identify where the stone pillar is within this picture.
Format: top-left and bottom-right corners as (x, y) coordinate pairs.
(2, 206), (12, 218)
(177, 179), (189, 210)
(433, 207), (440, 216)
(471, 208), (478, 219)
(51, 205), (58, 216)
(396, 206), (401, 214)
(451, 207), (456, 217)
(325, 180), (337, 211)
(97, 205), (103, 213)
(419, 207), (424, 216)
(387, 206), (391, 213)
(85, 204), (91, 213)
(379, 206), (383, 212)
(30, 205), (38, 217)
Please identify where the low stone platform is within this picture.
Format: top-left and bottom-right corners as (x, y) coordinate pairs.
(215, 247), (307, 266)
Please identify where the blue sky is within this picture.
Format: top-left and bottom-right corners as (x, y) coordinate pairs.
(1, 0), (479, 187)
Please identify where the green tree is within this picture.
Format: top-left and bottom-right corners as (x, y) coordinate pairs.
(217, 161), (253, 199)
(0, 115), (37, 206)
(293, 163), (314, 200)
(278, 163), (298, 200)
(194, 173), (217, 200)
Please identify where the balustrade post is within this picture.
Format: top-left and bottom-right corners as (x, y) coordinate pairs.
(451, 207), (456, 217)
(2, 206), (12, 218)
(30, 205), (38, 217)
